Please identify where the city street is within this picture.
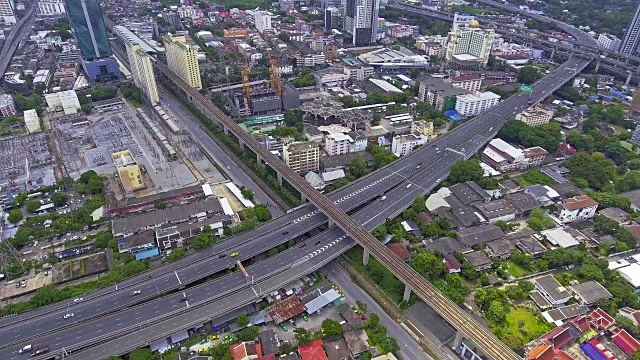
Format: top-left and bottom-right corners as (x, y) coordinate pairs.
(157, 83), (285, 217)
(323, 261), (430, 360)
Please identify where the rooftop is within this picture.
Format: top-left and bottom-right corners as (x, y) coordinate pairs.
(535, 275), (570, 302)
(464, 250), (492, 268)
(569, 281), (612, 305)
(562, 195), (598, 211)
(542, 228), (580, 248)
(457, 224), (504, 247)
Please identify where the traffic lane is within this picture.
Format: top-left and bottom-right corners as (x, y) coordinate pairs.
(62, 236), (356, 360)
(157, 84), (285, 217)
(12, 232), (353, 360)
(323, 261), (429, 360)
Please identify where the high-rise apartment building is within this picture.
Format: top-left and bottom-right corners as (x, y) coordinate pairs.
(64, 0), (119, 81)
(0, 93), (16, 117)
(39, 0), (66, 15)
(254, 10), (272, 33)
(344, 0), (379, 46)
(0, 0), (16, 24)
(597, 33), (621, 51)
(115, 26), (159, 104)
(446, 21), (496, 69)
(163, 34), (202, 90)
(621, 4), (640, 56)
(325, 7), (339, 31)
(283, 141), (320, 174)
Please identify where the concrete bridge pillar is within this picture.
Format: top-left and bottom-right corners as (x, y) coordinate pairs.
(328, 218), (335, 227)
(363, 248), (370, 265)
(453, 330), (464, 349)
(277, 173), (282, 186)
(594, 59), (601, 72)
(626, 72), (633, 87)
(550, 48), (555, 60)
(301, 193), (307, 203)
(403, 284), (412, 302)
(239, 140), (245, 151)
(224, 126), (229, 136)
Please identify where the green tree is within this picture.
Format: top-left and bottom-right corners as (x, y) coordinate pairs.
(237, 313), (250, 328)
(564, 152), (616, 190)
(461, 261), (479, 280)
(527, 209), (556, 231)
(517, 66), (541, 84)
(154, 200), (166, 210)
(129, 348), (153, 360)
(283, 109), (302, 126)
(166, 248), (185, 262)
(25, 200), (41, 213)
(192, 233), (215, 250)
(7, 209), (23, 224)
(449, 159), (483, 184)
(487, 300), (507, 325)
(411, 251), (446, 280)
(51, 192), (69, 207)
(321, 318), (344, 338)
(280, 342), (295, 354)
(348, 155), (368, 179)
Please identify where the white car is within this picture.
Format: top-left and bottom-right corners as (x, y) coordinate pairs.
(406, 184), (412, 189)
(380, 196), (387, 201)
(73, 298), (83, 302)
(18, 345), (32, 354)
(131, 290), (141, 296)
(63, 313), (74, 319)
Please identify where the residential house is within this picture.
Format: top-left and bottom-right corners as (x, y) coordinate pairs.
(401, 220), (423, 237)
(542, 228), (580, 249)
(444, 253), (461, 273)
(230, 342), (263, 360)
(343, 330), (369, 358)
(598, 207), (629, 224)
(386, 243), (411, 262)
(622, 189), (640, 211)
(299, 340), (328, 360)
(569, 281), (612, 306)
(482, 138), (548, 173)
(474, 198), (518, 223)
(323, 339), (353, 360)
(423, 237), (465, 255)
(485, 238), (516, 259)
(619, 307), (640, 326)
(558, 195), (598, 223)
(525, 185), (561, 207)
(534, 275), (571, 307)
(498, 180), (521, 194)
(464, 250), (493, 271)
(507, 192), (541, 215)
(457, 224), (504, 247)
(449, 181), (492, 205)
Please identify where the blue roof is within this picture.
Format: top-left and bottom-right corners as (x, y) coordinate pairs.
(445, 110), (458, 116)
(580, 344), (606, 360)
(611, 90), (627, 98)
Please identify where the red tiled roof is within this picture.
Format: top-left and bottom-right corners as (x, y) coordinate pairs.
(625, 225), (640, 241)
(589, 308), (615, 330)
(528, 345), (553, 360)
(569, 315), (590, 333)
(230, 342), (262, 360)
(588, 339), (617, 360)
(612, 328), (640, 354)
(560, 143), (576, 155)
(299, 340), (328, 360)
(562, 195), (598, 211)
(542, 327), (572, 348)
(386, 243), (411, 261)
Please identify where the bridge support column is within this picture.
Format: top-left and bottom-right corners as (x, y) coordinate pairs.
(239, 140), (245, 151)
(403, 284), (411, 302)
(224, 126), (229, 136)
(363, 248), (370, 265)
(301, 193), (307, 203)
(453, 330), (464, 349)
(257, 155), (263, 166)
(595, 59), (601, 72)
(626, 72), (633, 87)
(550, 48), (555, 60)
(328, 219), (335, 227)
(277, 173), (282, 186)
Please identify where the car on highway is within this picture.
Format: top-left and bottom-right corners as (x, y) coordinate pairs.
(73, 297), (83, 302)
(230, 252), (239, 257)
(218, 254), (226, 258)
(32, 346), (49, 356)
(314, 240), (321, 245)
(380, 196), (387, 201)
(63, 313), (74, 319)
(131, 290), (141, 296)
(299, 243), (306, 248)
(18, 344), (31, 354)
(282, 231), (289, 235)
(179, 297), (188, 302)
(406, 184), (412, 189)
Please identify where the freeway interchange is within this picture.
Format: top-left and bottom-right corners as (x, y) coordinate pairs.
(2, 54), (590, 359)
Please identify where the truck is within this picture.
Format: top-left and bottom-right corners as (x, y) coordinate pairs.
(31, 346), (49, 356)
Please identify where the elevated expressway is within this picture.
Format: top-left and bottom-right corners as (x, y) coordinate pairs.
(4, 53), (590, 359)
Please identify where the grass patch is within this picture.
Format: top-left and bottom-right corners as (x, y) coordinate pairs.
(503, 261), (531, 278)
(347, 247), (410, 304)
(621, 141), (640, 155)
(506, 307), (554, 343)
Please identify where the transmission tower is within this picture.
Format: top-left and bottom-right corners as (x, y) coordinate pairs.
(0, 241), (26, 280)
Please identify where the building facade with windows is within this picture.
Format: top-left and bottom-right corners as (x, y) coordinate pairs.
(446, 21), (496, 69)
(455, 91), (500, 116)
(163, 34), (202, 90)
(515, 106), (553, 127)
(344, 0), (380, 46)
(0, 0), (16, 24)
(39, 0), (66, 15)
(283, 141), (320, 174)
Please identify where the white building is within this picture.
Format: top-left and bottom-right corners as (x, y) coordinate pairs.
(455, 91), (500, 116)
(23, 109), (41, 134)
(0, 93), (16, 117)
(597, 33), (622, 51)
(38, 0), (65, 15)
(0, 0), (16, 24)
(343, 0), (380, 46)
(254, 10), (272, 34)
(446, 21), (496, 68)
(391, 133), (428, 157)
(44, 90), (81, 115)
(325, 133), (352, 156)
(515, 106), (553, 127)
(343, 66), (375, 81)
(558, 195), (599, 223)
(452, 13), (475, 32)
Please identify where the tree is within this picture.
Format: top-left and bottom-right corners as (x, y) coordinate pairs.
(51, 192), (69, 207)
(193, 233), (215, 250)
(280, 342), (295, 354)
(461, 261), (479, 280)
(129, 348), (153, 360)
(25, 200), (41, 213)
(278, 31), (291, 42)
(411, 252), (446, 280)
(240, 188), (254, 201)
(527, 209), (556, 231)
(283, 109), (302, 126)
(517, 66), (541, 84)
(254, 204), (272, 222)
(449, 159), (483, 184)
(564, 152), (616, 190)
(321, 318), (344, 338)
(154, 200), (166, 210)
(7, 209), (23, 224)
(237, 313), (250, 328)
(166, 248), (185, 262)
(348, 155), (368, 179)
(486, 300), (508, 325)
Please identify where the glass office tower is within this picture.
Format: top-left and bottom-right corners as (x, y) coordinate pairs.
(64, 0), (112, 61)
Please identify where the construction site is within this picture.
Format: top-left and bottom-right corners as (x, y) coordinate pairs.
(229, 55), (301, 118)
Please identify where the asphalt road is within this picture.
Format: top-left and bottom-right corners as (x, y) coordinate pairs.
(0, 6), (36, 78)
(1, 57), (589, 358)
(323, 261), (428, 360)
(156, 82), (286, 217)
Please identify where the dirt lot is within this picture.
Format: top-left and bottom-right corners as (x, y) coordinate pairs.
(211, 183), (245, 213)
(53, 251), (109, 284)
(0, 269), (53, 301)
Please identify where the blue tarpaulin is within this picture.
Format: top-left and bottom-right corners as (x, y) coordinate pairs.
(134, 248), (159, 260)
(580, 344), (606, 360)
(445, 110), (461, 121)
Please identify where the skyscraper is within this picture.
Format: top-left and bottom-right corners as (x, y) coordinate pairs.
(325, 7), (339, 31)
(344, 0), (379, 46)
(64, 0), (119, 81)
(114, 26), (159, 104)
(446, 20), (496, 69)
(0, 0), (16, 24)
(164, 34), (202, 90)
(621, 4), (640, 56)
